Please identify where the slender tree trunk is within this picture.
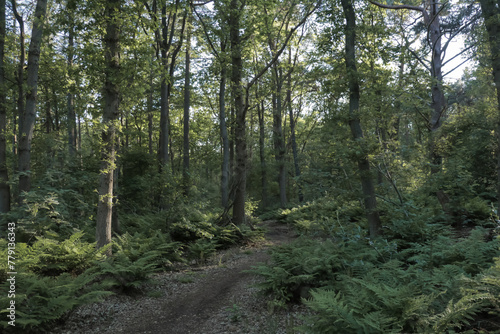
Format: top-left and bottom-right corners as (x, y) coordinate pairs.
(96, 0), (121, 255)
(478, 0), (500, 214)
(67, 24), (76, 156)
(229, 105), (235, 183)
(148, 57), (154, 156)
(287, 50), (303, 203)
(44, 86), (52, 134)
(219, 50), (230, 209)
(257, 99), (268, 208)
(272, 65), (287, 208)
(158, 4), (173, 169)
(159, 79), (170, 168)
(428, 0), (446, 174)
(158, 1), (185, 172)
(18, 0), (47, 194)
(183, 16), (191, 195)
(12, 0), (24, 140)
(341, 0), (381, 238)
(229, 0), (246, 225)
(0, 0), (10, 214)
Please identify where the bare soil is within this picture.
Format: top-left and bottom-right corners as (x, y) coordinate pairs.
(53, 220), (307, 334)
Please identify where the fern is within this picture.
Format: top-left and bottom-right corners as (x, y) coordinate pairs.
(0, 272), (112, 332)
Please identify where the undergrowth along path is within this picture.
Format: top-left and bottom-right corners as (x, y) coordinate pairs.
(55, 220), (299, 334)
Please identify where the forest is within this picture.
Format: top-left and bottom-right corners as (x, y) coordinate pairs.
(0, 0), (500, 332)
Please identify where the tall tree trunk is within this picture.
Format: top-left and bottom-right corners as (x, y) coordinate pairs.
(287, 49), (303, 203)
(158, 3), (174, 169)
(272, 65), (287, 208)
(341, 0), (381, 238)
(148, 56), (154, 156)
(257, 99), (268, 208)
(96, 0), (121, 255)
(478, 0), (500, 214)
(0, 0), (10, 213)
(158, 0), (185, 171)
(12, 0), (23, 195)
(219, 48), (230, 209)
(183, 16), (191, 195)
(428, 0), (446, 174)
(229, 0), (246, 225)
(67, 22), (76, 156)
(18, 0), (47, 194)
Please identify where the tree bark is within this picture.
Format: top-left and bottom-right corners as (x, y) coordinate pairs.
(272, 64), (287, 208)
(67, 20), (76, 156)
(183, 14), (191, 195)
(96, 0), (121, 255)
(229, 0), (246, 225)
(12, 0), (24, 143)
(257, 99), (268, 208)
(478, 0), (500, 214)
(219, 43), (230, 209)
(287, 48), (303, 203)
(0, 0), (10, 214)
(341, 0), (381, 238)
(158, 1), (186, 171)
(17, 0), (47, 195)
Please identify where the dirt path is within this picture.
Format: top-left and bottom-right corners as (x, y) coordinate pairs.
(55, 221), (301, 334)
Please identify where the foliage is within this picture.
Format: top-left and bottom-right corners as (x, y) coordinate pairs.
(252, 221), (500, 333)
(0, 272), (112, 332)
(83, 230), (183, 292)
(15, 231), (104, 276)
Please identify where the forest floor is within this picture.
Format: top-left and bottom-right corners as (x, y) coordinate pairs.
(53, 220), (309, 334)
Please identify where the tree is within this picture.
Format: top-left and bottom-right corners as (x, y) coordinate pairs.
(96, 0), (121, 255)
(66, 0), (77, 157)
(341, 0), (381, 237)
(478, 0), (500, 214)
(369, 0), (479, 174)
(193, 1), (231, 209)
(183, 8), (192, 194)
(158, 0), (187, 170)
(0, 0), (9, 213)
(17, 0), (48, 195)
(227, 0), (321, 224)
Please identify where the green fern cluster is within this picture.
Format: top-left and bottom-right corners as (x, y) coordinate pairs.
(252, 227), (500, 333)
(86, 230), (184, 291)
(17, 231), (103, 276)
(0, 272), (112, 332)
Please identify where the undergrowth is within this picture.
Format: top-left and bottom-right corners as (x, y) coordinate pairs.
(251, 196), (500, 333)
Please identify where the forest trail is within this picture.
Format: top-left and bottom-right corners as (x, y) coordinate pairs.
(55, 221), (298, 334)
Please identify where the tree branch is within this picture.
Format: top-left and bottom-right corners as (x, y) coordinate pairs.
(245, 0), (322, 95)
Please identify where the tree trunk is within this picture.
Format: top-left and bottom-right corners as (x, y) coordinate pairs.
(287, 49), (303, 203)
(219, 48), (230, 209)
(272, 65), (287, 208)
(257, 99), (268, 208)
(183, 16), (191, 195)
(96, 0), (121, 255)
(18, 0), (47, 195)
(428, 0), (446, 174)
(341, 0), (381, 238)
(478, 0), (500, 214)
(229, 0), (246, 225)
(67, 24), (76, 157)
(158, 1), (185, 172)
(0, 0), (10, 214)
